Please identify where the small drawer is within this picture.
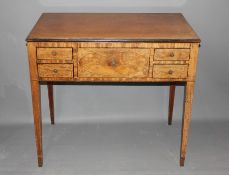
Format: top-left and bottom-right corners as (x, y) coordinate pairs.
(38, 64), (73, 78)
(154, 49), (190, 61)
(153, 65), (188, 79)
(37, 48), (72, 60)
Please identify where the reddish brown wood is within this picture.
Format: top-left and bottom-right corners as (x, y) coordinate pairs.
(180, 157), (185, 166)
(168, 85), (176, 125)
(26, 13), (200, 42)
(47, 83), (54, 125)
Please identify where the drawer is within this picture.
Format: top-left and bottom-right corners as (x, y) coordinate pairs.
(153, 65), (188, 79)
(37, 64), (73, 78)
(154, 49), (190, 61)
(37, 48), (72, 60)
(78, 48), (150, 78)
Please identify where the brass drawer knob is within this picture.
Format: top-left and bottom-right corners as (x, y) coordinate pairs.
(53, 69), (58, 73)
(111, 58), (116, 66)
(108, 58), (117, 67)
(169, 52), (174, 57)
(52, 51), (57, 56)
(168, 70), (173, 75)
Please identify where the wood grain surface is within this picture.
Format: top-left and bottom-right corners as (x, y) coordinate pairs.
(154, 49), (190, 61)
(180, 81), (195, 166)
(78, 48), (150, 78)
(37, 48), (73, 60)
(26, 13), (200, 42)
(47, 83), (54, 125)
(153, 65), (188, 79)
(38, 64), (73, 78)
(168, 85), (176, 125)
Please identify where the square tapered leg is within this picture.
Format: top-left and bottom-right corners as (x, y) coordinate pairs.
(180, 82), (195, 166)
(30, 81), (43, 167)
(168, 85), (176, 125)
(47, 83), (55, 125)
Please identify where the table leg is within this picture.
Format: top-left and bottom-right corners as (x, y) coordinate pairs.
(47, 83), (55, 125)
(30, 80), (43, 167)
(180, 82), (195, 166)
(168, 85), (176, 125)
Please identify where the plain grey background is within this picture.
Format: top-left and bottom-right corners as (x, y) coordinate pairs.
(0, 0), (229, 174)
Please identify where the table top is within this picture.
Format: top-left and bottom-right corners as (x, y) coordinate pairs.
(26, 13), (200, 43)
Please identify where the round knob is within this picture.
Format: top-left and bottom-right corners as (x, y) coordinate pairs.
(53, 69), (58, 73)
(169, 52), (174, 57)
(111, 59), (116, 66)
(168, 70), (173, 75)
(52, 51), (57, 56)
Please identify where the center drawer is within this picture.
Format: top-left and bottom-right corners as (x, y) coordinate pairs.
(78, 48), (150, 78)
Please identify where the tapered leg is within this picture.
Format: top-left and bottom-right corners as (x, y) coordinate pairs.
(47, 83), (55, 125)
(168, 85), (176, 125)
(30, 81), (43, 167)
(180, 82), (195, 166)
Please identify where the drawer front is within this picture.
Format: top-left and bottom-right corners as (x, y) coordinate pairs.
(37, 48), (73, 60)
(38, 64), (73, 78)
(154, 49), (190, 61)
(78, 48), (150, 78)
(153, 65), (188, 79)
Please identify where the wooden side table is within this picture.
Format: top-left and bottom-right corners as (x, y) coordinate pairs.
(26, 13), (200, 167)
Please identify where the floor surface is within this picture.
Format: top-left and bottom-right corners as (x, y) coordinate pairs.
(0, 120), (228, 175)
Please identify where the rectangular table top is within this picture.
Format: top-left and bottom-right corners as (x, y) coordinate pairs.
(26, 13), (200, 43)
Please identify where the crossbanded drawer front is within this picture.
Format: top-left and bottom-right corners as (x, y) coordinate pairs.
(38, 64), (73, 78)
(37, 48), (73, 60)
(153, 65), (188, 79)
(78, 48), (150, 78)
(154, 49), (190, 61)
